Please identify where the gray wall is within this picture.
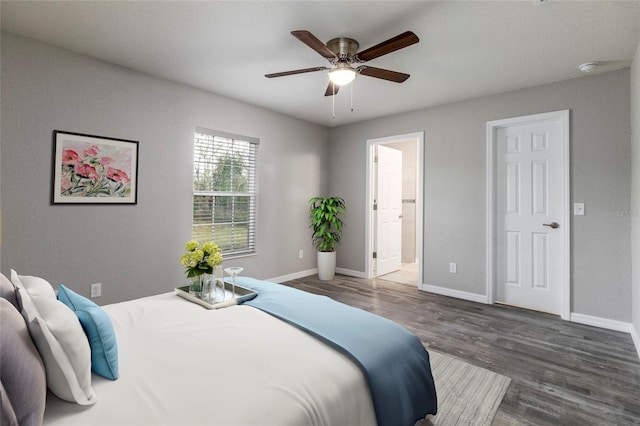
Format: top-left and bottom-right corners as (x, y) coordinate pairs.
(330, 70), (632, 322)
(631, 36), (640, 339)
(1, 32), (635, 325)
(0, 33), (329, 304)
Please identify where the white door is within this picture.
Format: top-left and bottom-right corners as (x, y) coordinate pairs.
(496, 117), (565, 314)
(376, 145), (403, 276)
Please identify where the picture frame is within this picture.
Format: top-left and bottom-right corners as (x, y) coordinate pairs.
(52, 130), (139, 204)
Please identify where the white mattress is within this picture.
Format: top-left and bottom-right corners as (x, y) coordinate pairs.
(44, 292), (377, 425)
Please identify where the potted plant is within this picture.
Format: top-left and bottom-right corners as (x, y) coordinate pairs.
(309, 196), (346, 280)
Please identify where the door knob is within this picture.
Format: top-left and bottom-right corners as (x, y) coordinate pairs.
(543, 222), (559, 229)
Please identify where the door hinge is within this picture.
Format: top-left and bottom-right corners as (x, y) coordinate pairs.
(373, 252), (377, 259)
(373, 204), (377, 210)
(374, 156), (378, 163)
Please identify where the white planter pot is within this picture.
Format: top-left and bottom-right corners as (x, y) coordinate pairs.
(317, 251), (336, 281)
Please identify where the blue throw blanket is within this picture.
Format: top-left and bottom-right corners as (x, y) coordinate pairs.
(235, 277), (437, 426)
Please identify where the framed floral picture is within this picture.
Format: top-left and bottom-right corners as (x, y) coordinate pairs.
(52, 130), (139, 204)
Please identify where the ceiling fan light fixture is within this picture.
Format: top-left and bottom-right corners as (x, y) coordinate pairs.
(328, 66), (356, 86)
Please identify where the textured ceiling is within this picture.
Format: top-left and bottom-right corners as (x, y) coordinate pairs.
(2, 1), (640, 127)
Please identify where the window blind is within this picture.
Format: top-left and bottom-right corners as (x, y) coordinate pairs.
(192, 128), (258, 257)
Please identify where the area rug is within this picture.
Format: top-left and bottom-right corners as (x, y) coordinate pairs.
(419, 351), (511, 426)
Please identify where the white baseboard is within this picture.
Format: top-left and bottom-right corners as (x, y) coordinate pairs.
(269, 268), (317, 283)
(269, 267), (366, 283)
(420, 284), (488, 304)
(335, 267), (367, 278)
(569, 313), (632, 333)
(631, 324), (640, 360)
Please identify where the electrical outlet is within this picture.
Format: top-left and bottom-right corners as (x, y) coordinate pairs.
(299, 249), (304, 259)
(90, 283), (102, 298)
(449, 263), (457, 273)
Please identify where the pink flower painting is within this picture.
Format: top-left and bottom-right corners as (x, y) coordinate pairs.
(75, 164), (99, 182)
(58, 137), (135, 199)
(84, 145), (99, 156)
(62, 150), (80, 166)
(106, 167), (130, 184)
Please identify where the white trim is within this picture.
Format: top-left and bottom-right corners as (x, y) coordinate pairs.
(631, 325), (640, 360)
(365, 132), (424, 288)
(335, 267), (367, 278)
(485, 122), (495, 305)
(268, 268), (317, 283)
(486, 110), (571, 320)
(365, 142), (373, 278)
(569, 313), (632, 333)
(416, 137), (424, 293)
(421, 284), (489, 304)
(269, 267), (368, 283)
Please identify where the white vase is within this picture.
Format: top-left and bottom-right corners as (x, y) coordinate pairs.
(317, 251), (336, 281)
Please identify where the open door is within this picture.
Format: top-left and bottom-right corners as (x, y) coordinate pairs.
(375, 145), (403, 276)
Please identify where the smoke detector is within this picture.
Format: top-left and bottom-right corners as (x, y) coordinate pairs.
(579, 62), (600, 73)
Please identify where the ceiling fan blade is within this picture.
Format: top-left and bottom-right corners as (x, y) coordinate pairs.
(358, 66), (410, 83)
(324, 81), (340, 96)
(291, 30), (337, 59)
(356, 31), (419, 62)
(265, 66), (329, 78)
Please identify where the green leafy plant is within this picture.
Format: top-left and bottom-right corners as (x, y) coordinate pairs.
(309, 196), (346, 252)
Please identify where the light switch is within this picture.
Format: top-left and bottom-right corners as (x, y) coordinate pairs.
(574, 203), (585, 216)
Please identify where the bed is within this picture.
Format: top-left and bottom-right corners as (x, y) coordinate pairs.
(1, 272), (437, 426)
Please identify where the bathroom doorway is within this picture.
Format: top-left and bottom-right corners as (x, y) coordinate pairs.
(365, 132), (423, 288)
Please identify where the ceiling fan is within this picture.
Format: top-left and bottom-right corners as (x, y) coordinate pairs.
(265, 30), (419, 96)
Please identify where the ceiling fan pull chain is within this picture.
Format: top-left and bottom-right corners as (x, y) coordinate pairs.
(350, 80), (354, 112)
(332, 83), (336, 118)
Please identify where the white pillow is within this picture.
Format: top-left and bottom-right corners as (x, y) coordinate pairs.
(11, 270), (97, 405)
(11, 271), (55, 321)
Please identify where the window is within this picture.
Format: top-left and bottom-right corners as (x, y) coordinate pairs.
(192, 128), (258, 257)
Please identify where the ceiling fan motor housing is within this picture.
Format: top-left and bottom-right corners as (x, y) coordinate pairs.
(327, 37), (360, 61)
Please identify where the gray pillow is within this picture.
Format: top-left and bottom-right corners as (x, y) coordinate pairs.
(0, 298), (47, 426)
(0, 273), (18, 309)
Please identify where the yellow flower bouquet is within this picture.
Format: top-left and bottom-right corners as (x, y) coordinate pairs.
(180, 240), (223, 278)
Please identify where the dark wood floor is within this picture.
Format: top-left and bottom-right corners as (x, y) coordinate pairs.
(283, 274), (640, 425)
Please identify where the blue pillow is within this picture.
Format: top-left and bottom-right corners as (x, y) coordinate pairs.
(57, 285), (118, 380)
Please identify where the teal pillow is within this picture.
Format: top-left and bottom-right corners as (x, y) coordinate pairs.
(57, 285), (119, 380)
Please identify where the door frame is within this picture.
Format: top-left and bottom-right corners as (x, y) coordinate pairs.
(365, 132), (424, 287)
(485, 110), (570, 320)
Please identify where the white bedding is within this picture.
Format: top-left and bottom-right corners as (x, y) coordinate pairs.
(43, 292), (377, 426)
